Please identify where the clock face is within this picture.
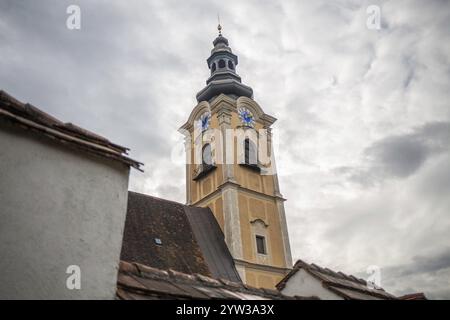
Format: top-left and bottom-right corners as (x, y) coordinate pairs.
(238, 108), (255, 127)
(197, 112), (211, 131)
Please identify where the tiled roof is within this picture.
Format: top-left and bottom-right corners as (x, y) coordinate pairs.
(0, 90), (142, 170)
(276, 259), (397, 300)
(116, 261), (319, 300)
(399, 292), (427, 300)
(184, 206), (241, 282)
(120, 192), (241, 282)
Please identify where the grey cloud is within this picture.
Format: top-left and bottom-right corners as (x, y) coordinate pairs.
(374, 249), (450, 299)
(385, 248), (450, 278)
(410, 250), (450, 275)
(355, 266), (450, 300)
(1, 0), (450, 299)
(337, 121), (450, 186)
(366, 132), (429, 178)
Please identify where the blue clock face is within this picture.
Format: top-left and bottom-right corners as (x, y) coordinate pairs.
(198, 112), (211, 131)
(238, 108), (254, 127)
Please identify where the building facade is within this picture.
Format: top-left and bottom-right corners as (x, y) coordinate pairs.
(180, 28), (293, 289)
(0, 90), (141, 299)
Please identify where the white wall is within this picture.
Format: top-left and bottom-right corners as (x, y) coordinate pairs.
(281, 268), (343, 300)
(0, 123), (130, 299)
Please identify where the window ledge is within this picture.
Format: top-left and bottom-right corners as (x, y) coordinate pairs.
(193, 164), (217, 181)
(257, 253), (268, 257)
(240, 163), (261, 173)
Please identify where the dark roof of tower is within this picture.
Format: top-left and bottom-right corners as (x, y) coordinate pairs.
(212, 35), (230, 48)
(196, 30), (253, 102)
(120, 191), (242, 283)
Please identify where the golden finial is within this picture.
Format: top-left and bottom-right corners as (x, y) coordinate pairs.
(217, 13), (222, 36)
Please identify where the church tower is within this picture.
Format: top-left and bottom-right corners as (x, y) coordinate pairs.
(180, 26), (292, 289)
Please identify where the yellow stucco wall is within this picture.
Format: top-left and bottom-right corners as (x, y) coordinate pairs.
(237, 194), (286, 267)
(244, 267), (287, 289)
(185, 97), (290, 289)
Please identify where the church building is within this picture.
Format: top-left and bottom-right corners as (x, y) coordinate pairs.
(179, 25), (292, 289)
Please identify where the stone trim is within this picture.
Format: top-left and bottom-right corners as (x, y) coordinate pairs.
(190, 180), (286, 207)
(234, 259), (291, 274)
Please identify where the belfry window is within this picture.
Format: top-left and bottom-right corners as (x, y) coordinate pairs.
(218, 59), (226, 69)
(211, 63), (216, 72)
(228, 60), (234, 70)
(244, 138), (257, 165)
(193, 143), (216, 181)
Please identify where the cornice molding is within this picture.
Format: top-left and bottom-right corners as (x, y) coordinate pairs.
(190, 179), (286, 207)
(234, 259), (292, 274)
(237, 96), (277, 127)
(210, 93), (237, 114)
(179, 101), (211, 132)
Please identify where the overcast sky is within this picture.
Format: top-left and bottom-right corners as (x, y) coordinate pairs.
(1, 0), (449, 299)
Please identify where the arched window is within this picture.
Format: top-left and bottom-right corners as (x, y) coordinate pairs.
(211, 63), (216, 72)
(202, 143), (212, 165)
(244, 138), (257, 165)
(228, 60), (234, 70)
(218, 59), (226, 68)
(193, 143), (216, 181)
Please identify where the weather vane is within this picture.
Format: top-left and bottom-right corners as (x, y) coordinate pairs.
(217, 13), (222, 36)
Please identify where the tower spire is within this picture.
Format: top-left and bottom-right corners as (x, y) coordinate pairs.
(195, 25), (254, 102)
(217, 14), (222, 36)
